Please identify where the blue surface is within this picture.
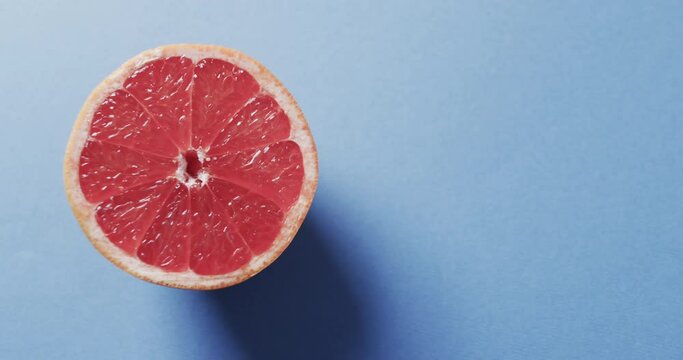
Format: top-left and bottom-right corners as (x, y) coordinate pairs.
(1, 1), (683, 359)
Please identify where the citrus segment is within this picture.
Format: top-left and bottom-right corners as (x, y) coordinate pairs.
(208, 94), (291, 155)
(136, 183), (191, 271)
(79, 140), (176, 203)
(95, 179), (175, 254)
(90, 90), (178, 158)
(191, 58), (260, 149)
(189, 185), (252, 275)
(206, 140), (304, 208)
(208, 179), (284, 255)
(123, 56), (194, 149)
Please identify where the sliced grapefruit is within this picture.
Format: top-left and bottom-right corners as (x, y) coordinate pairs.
(64, 44), (318, 290)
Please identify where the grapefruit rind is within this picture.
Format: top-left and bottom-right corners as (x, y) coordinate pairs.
(64, 44), (318, 290)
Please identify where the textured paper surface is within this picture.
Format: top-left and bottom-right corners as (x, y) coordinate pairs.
(1, 1), (683, 359)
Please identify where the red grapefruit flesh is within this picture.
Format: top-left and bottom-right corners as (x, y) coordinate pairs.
(64, 45), (318, 289)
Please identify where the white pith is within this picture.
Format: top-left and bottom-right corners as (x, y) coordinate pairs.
(175, 148), (209, 187)
(64, 44), (318, 289)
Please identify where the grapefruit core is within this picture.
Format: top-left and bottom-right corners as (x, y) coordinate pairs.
(64, 44), (318, 290)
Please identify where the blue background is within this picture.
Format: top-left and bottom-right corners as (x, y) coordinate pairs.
(1, 1), (682, 359)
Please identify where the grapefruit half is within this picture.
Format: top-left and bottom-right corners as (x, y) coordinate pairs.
(64, 44), (318, 290)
